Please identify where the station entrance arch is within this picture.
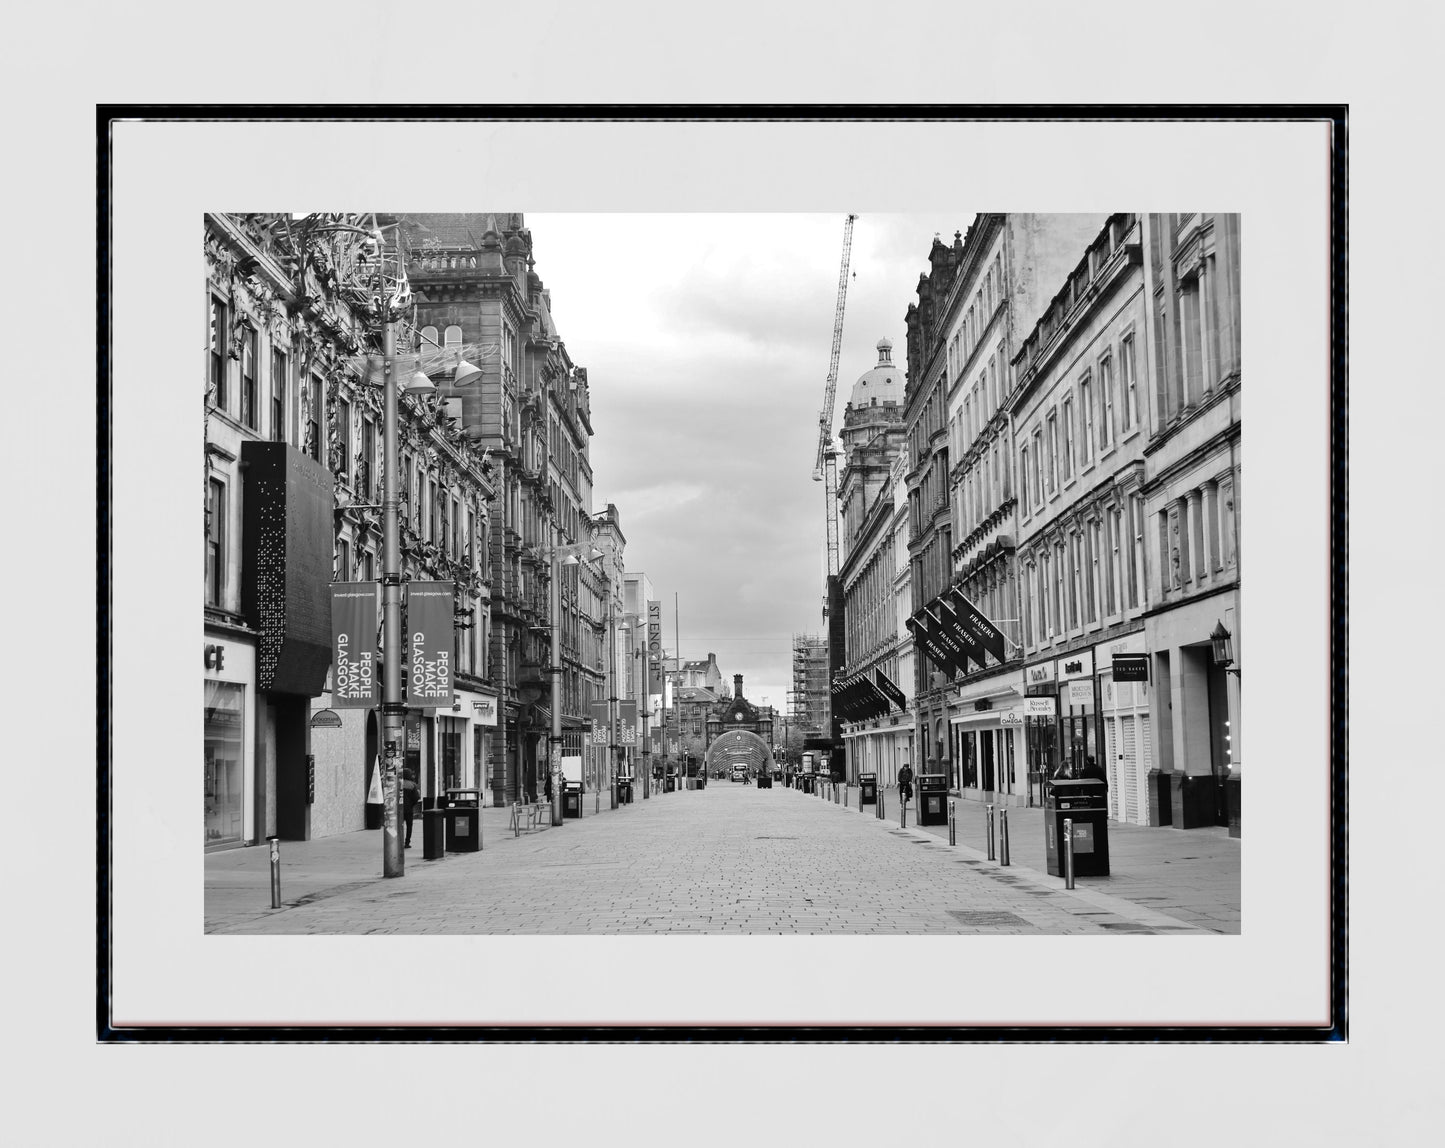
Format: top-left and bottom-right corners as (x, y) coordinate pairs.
(705, 729), (775, 776)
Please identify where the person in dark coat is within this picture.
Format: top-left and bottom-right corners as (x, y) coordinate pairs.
(401, 768), (420, 848)
(1080, 755), (1107, 785)
(897, 762), (914, 806)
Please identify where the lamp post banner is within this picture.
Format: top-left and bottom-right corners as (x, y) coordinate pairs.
(590, 702), (610, 745)
(406, 581), (454, 710)
(618, 700), (639, 745)
(330, 583), (379, 709)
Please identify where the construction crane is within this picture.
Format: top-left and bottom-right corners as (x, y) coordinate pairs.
(813, 213), (856, 580)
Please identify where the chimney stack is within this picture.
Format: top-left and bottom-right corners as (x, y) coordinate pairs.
(734, 674), (744, 699)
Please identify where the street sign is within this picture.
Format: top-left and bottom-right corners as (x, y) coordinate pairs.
(1000, 710), (1024, 727)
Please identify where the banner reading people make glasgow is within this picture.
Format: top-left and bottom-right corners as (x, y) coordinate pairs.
(407, 581), (454, 710)
(330, 583), (378, 709)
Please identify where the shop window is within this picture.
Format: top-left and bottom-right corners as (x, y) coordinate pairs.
(204, 681), (245, 847)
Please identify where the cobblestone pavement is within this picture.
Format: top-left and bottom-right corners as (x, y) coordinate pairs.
(207, 781), (1236, 936)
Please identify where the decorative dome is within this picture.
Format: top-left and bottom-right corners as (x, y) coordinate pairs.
(848, 339), (903, 408)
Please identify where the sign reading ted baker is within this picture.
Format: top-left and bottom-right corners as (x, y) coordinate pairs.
(406, 581), (454, 710)
(330, 583), (379, 709)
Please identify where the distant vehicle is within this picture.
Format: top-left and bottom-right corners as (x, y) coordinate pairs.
(730, 766), (747, 783)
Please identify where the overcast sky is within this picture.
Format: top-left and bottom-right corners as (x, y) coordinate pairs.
(525, 213), (969, 711)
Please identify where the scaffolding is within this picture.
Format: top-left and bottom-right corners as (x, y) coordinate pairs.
(789, 633), (830, 736)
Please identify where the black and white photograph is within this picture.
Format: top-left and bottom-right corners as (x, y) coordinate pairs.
(199, 208), (1244, 950)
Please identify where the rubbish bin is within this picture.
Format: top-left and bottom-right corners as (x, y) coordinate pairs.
(800, 773), (815, 795)
(859, 772), (878, 805)
(664, 776), (676, 793)
(562, 780), (583, 819)
(422, 803), (446, 860)
(618, 778), (634, 804)
(757, 770), (773, 788)
(444, 788), (482, 852)
(916, 773), (949, 825)
(1044, 778), (1110, 877)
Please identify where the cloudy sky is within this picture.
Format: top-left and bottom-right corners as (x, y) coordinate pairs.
(525, 213), (968, 710)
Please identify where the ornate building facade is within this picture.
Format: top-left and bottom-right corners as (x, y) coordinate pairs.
(1010, 213), (1156, 822)
(392, 213), (602, 808)
(835, 340), (912, 785)
(204, 212), (497, 847)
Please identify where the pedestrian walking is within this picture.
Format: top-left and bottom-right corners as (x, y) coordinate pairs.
(897, 762), (914, 807)
(401, 768), (419, 848)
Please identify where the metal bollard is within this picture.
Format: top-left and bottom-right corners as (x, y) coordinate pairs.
(999, 807), (1010, 866)
(948, 800), (956, 846)
(900, 790), (907, 830)
(835, 783), (841, 805)
(513, 801), (521, 838)
(877, 788), (885, 819)
(986, 803), (996, 861)
(595, 786), (601, 814)
(268, 836), (281, 908)
(1064, 818), (1076, 889)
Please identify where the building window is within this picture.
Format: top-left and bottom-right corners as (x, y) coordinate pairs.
(1121, 334), (1139, 432)
(271, 348), (287, 443)
(306, 375), (321, 462)
(209, 295), (228, 410)
(205, 681), (245, 848)
(337, 537), (351, 582)
(360, 549), (375, 582)
(1032, 429), (1045, 507)
(1080, 376), (1094, 464)
(1129, 494), (1145, 608)
(240, 324), (258, 430)
(444, 325), (463, 356)
(1046, 413), (1059, 494)
(1062, 398), (1075, 481)
(337, 397), (352, 483)
(1019, 447), (1030, 515)
(1086, 519), (1101, 624)
(1106, 507), (1121, 616)
(1180, 279), (1203, 406)
(1098, 353), (1115, 450)
(421, 326), (439, 356)
(361, 417), (376, 500)
(207, 477), (225, 607)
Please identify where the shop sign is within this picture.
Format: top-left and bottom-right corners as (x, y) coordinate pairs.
(1026, 661), (1056, 685)
(874, 667), (907, 711)
(648, 600), (663, 672)
(472, 696), (499, 726)
(1057, 650), (1095, 681)
(1023, 697), (1056, 717)
(1112, 654), (1149, 682)
(1068, 680), (1094, 707)
(330, 583), (378, 709)
(407, 582), (454, 709)
(945, 586), (1009, 662)
(1000, 710), (1024, 727)
(204, 643), (226, 672)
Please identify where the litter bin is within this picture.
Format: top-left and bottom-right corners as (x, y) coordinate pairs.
(618, 778), (634, 804)
(1044, 778), (1110, 876)
(562, 780), (583, 819)
(757, 770), (772, 788)
(422, 803), (446, 860)
(444, 788), (482, 852)
(664, 776), (676, 793)
(800, 773), (815, 795)
(916, 773), (949, 825)
(859, 772), (878, 805)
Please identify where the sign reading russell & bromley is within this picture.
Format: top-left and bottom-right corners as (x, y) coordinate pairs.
(406, 581), (454, 710)
(330, 583), (379, 709)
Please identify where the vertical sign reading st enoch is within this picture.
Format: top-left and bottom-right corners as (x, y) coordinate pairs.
(407, 581), (455, 709)
(330, 583), (379, 708)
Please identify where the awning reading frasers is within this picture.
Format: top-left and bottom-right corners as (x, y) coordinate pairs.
(933, 598), (987, 669)
(945, 585), (1008, 663)
(873, 666), (907, 711)
(906, 613), (969, 679)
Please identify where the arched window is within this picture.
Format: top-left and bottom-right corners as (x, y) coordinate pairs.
(444, 325), (462, 352)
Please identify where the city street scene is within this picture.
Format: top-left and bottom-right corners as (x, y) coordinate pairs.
(204, 210), (1242, 937)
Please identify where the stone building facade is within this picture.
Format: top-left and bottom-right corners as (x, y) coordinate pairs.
(392, 213), (602, 808)
(836, 340), (913, 785)
(1010, 213), (1157, 823)
(1137, 213), (1242, 831)
(204, 212), (497, 847)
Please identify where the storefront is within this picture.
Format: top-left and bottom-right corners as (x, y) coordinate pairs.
(1097, 631), (1152, 825)
(1022, 651), (1103, 802)
(948, 670), (1025, 804)
(204, 633), (256, 851)
(840, 714), (914, 787)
